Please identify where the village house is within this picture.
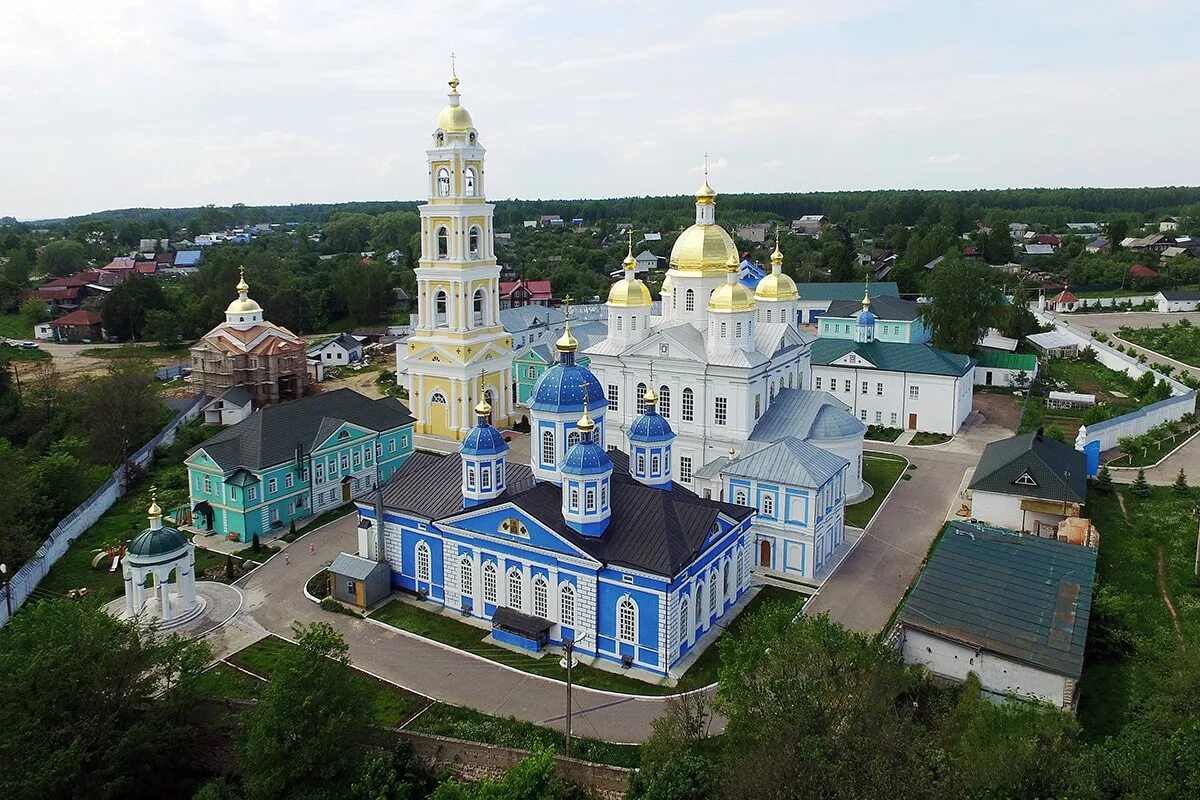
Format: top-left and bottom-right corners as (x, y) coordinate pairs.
(968, 431), (1087, 535)
(498, 279), (552, 309)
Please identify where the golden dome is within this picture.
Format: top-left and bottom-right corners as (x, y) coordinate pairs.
(608, 277), (652, 307)
(577, 407), (595, 433)
(755, 272), (799, 301)
(708, 281), (756, 313)
(555, 326), (578, 352)
(436, 71), (474, 133)
(644, 385), (658, 404)
(475, 396), (491, 415)
(147, 489), (162, 520)
(226, 296), (263, 315)
(695, 176), (717, 205)
(669, 223), (738, 275)
(236, 275), (249, 293)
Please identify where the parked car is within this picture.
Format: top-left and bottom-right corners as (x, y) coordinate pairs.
(18, 341), (38, 349)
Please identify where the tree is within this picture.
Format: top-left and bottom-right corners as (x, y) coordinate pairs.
(333, 261), (395, 324)
(19, 297), (48, 325)
(370, 211), (420, 258)
(78, 358), (165, 466)
(1131, 468), (1151, 498)
(1174, 468), (1189, 495)
(628, 694), (717, 800)
(141, 309), (182, 345)
(0, 601), (211, 800)
(324, 212), (374, 253)
(1094, 464), (1114, 493)
(917, 252), (1005, 354)
(37, 238), (88, 276)
(241, 622), (372, 800)
(101, 276), (168, 340)
(982, 225), (1012, 264)
(715, 603), (940, 799)
(1107, 218), (1130, 251)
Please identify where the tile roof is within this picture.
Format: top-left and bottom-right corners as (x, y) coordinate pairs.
(381, 450), (753, 577)
(969, 432), (1086, 502)
(192, 388), (414, 471)
(794, 282), (899, 302)
(897, 521), (1096, 678)
(824, 296), (920, 322)
(811, 339), (975, 377)
(48, 309), (102, 326)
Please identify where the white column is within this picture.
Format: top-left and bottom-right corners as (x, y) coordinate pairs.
(123, 567), (135, 617)
(159, 575), (173, 621)
(522, 563), (532, 612)
(548, 566), (560, 623)
(472, 549), (482, 614)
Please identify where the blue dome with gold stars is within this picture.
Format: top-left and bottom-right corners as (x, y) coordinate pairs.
(461, 420), (507, 456)
(629, 406), (674, 443)
(530, 364), (606, 414)
(562, 439), (612, 476)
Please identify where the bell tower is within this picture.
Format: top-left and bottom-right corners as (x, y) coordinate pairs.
(401, 60), (514, 440)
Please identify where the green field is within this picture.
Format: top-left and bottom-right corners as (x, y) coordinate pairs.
(1, 345), (51, 361)
(0, 313), (32, 339)
(1120, 322), (1200, 367)
(845, 454), (908, 528)
(370, 585), (805, 696)
(1077, 487), (1200, 740)
(79, 343), (191, 360)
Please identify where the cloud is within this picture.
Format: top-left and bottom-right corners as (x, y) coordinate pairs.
(926, 154), (964, 164)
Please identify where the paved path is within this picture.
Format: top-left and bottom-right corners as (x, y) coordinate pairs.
(237, 514), (680, 743)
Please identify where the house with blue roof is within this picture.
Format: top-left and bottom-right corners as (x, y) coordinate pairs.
(355, 326), (756, 681)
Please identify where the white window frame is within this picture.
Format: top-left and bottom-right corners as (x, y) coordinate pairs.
(416, 541), (431, 583)
(617, 595), (637, 643)
(483, 562), (497, 604)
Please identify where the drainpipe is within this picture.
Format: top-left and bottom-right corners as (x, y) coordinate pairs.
(373, 484), (386, 562)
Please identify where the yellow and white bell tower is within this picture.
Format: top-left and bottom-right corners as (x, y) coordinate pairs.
(401, 64), (513, 440)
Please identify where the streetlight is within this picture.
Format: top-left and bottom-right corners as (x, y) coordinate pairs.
(1, 563), (10, 619)
(559, 632), (589, 759)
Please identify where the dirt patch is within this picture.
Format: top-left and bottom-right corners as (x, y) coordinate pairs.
(1116, 491), (1131, 522)
(320, 369), (390, 399)
(971, 391), (1023, 432)
(1155, 546), (1185, 646)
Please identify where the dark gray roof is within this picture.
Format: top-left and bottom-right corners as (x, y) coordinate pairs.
(492, 605), (553, 636)
(329, 552), (389, 581)
(309, 332), (362, 354)
(379, 450), (753, 577)
(795, 282), (900, 302)
(193, 389), (414, 471)
(898, 521), (1097, 678)
(824, 296), (920, 321)
(811, 339), (975, 377)
(969, 432), (1086, 503)
(1160, 290), (1200, 301)
(218, 386), (253, 407)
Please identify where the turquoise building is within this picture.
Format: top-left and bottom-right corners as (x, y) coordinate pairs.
(817, 294), (930, 344)
(512, 321), (605, 410)
(186, 388), (414, 541)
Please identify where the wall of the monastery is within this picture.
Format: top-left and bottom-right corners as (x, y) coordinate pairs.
(813, 366), (969, 434)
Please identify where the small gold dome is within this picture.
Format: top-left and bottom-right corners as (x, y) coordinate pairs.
(147, 499), (162, 520)
(555, 326), (578, 352)
(475, 397), (491, 415)
(437, 103), (474, 134)
(226, 296), (263, 315)
(695, 177), (717, 205)
(236, 275), (249, 292)
(755, 273), (799, 302)
(644, 385), (658, 404)
(707, 281), (756, 313)
(608, 278), (652, 308)
(669, 223), (738, 275)
(577, 408), (595, 433)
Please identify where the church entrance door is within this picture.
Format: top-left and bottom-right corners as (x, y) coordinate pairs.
(759, 540), (771, 569)
(341, 478), (352, 503)
(907, 412), (917, 430)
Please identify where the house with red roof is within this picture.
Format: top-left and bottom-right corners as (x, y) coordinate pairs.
(1129, 263), (1158, 280)
(47, 309), (105, 342)
(1046, 287), (1079, 313)
(499, 279), (552, 309)
(1037, 234), (1061, 247)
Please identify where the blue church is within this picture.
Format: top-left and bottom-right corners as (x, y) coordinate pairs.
(356, 323), (756, 679)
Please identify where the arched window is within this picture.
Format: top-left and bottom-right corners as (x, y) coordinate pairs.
(679, 596), (690, 642)
(723, 560), (731, 596)
(766, 308), (773, 322)
(682, 387), (694, 422)
(466, 465), (476, 489)
(735, 489), (747, 505)
(770, 381), (776, 401)
(464, 167), (477, 196)
(483, 561), (497, 603)
(637, 453), (645, 474)
(636, 383), (648, 415)
(436, 131), (445, 146)
(709, 572), (717, 612)
(436, 167), (451, 197)
(460, 556), (474, 597)
(430, 391), (447, 404)
(651, 454), (660, 474)
(567, 431), (581, 449)
(468, 226), (481, 257)
(695, 583), (705, 625)
(469, 131), (477, 145)
(472, 288), (485, 327)
(434, 290), (448, 327)
(436, 227), (449, 259)
(569, 487), (579, 510)
(658, 385), (670, 418)
(585, 488), (596, 511)
(763, 494), (774, 517)
(416, 541), (431, 583)
(541, 430), (554, 466)
(560, 582), (576, 627)
(507, 568), (523, 610)
(532, 574), (548, 618)
(685, 288), (695, 312)
(618, 595), (637, 643)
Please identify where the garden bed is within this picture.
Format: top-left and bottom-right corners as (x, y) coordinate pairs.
(865, 425), (902, 442)
(846, 455), (908, 528)
(1118, 320), (1200, 367)
(909, 431), (952, 446)
(1106, 421), (1200, 467)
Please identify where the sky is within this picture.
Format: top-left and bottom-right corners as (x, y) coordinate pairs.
(2, 0), (1197, 220)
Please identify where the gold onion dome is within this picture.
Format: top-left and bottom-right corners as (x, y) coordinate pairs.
(669, 223), (738, 275)
(644, 385), (658, 404)
(147, 495), (162, 520)
(226, 268), (263, 314)
(707, 280), (756, 314)
(577, 407), (595, 433)
(555, 324), (578, 353)
(755, 235), (799, 301)
(608, 232), (652, 308)
(695, 176), (718, 205)
(436, 68), (474, 133)
(475, 396), (491, 415)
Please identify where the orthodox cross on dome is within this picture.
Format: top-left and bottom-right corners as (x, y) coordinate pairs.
(449, 52), (460, 92)
(703, 152), (709, 177)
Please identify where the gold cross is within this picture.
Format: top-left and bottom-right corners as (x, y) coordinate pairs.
(703, 152), (709, 176)
(450, 52), (457, 76)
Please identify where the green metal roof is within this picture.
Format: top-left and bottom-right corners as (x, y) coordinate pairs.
(897, 521), (1096, 678)
(975, 349), (1038, 371)
(796, 282), (900, 302)
(127, 526), (189, 558)
(811, 338), (975, 377)
(969, 432), (1086, 503)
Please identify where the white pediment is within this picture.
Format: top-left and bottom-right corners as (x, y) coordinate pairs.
(831, 351), (876, 369)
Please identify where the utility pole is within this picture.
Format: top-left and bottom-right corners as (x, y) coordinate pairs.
(1194, 505), (1200, 578)
(562, 637), (575, 758)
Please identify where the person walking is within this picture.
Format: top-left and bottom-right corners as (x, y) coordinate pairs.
(309, 542), (315, 556)
(284, 551), (290, 566)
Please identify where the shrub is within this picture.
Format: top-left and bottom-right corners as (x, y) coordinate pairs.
(319, 596), (360, 617)
(1173, 468), (1189, 495)
(252, 532), (261, 552)
(1094, 465), (1114, 493)
(1131, 469), (1151, 498)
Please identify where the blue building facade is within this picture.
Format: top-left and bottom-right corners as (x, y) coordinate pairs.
(360, 327), (756, 679)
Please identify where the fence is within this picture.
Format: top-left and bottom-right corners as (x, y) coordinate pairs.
(0, 392), (207, 626)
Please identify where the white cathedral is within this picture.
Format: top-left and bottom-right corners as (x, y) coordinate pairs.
(400, 67), (876, 584)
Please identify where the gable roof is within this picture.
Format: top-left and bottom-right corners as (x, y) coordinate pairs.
(191, 389), (414, 471)
(1160, 290), (1200, 301)
(380, 450), (752, 577)
(309, 332), (362, 354)
(794, 282), (900, 302)
(825, 296), (920, 321)
(723, 436), (848, 488)
(500, 305), (565, 333)
(811, 339), (975, 377)
(48, 309), (102, 327)
(969, 432), (1086, 502)
(897, 521), (1096, 678)
(329, 552), (389, 581)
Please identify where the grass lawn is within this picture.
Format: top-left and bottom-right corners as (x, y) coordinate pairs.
(865, 425), (902, 442)
(1105, 424), (1200, 467)
(227, 636), (429, 727)
(407, 703), (641, 769)
(909, 431), (952, 446)
(0, 313), (33, 339)
(1119, 322), (1200, 368)
(2, 346), (51, 361)
(202, 661), (267, 701)
(1077, 486), (1200, 740)
(846, 454), (908, 528)
(370, 584), (806, 696)
(80, 343), (192, 360)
